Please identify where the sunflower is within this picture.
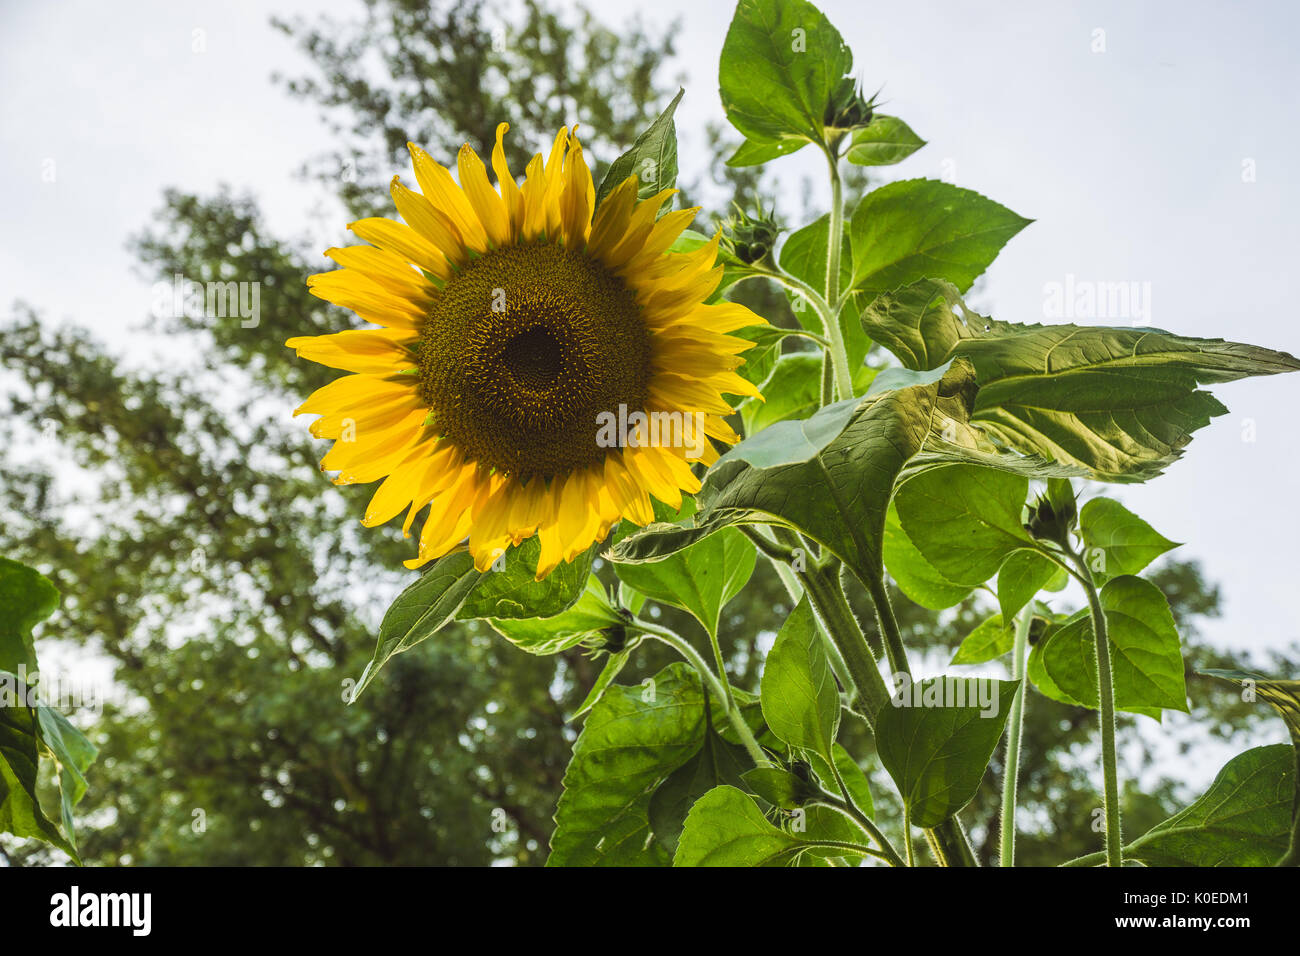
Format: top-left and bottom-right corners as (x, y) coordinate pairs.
(287, 124), (764, 578)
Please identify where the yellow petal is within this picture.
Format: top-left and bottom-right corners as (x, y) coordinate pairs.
(287, 329), (417, 374)
(457, 143), (511, 248)
(492, 122), (525, 240)
(347, 218), (454, 283)
(560, 135), (593, 249)
(324, 246), (438, 300)
(390, 177), (470, 268)
(407, 142), (487, 253)
(588, 176), (639, 260)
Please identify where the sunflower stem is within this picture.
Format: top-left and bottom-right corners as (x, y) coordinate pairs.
(748, 265), (852, 402)
(1071, 550), (1124, 866)
(821, 145), (853, 402)
(999, 604), (1035, 867)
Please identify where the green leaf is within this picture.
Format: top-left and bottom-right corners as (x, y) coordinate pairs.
(569, 650), (634, 722)
(845, 114), (926, 166)
(612, 526), (756, 638)
(674, 785), (836, 866)
(549, 663), (711, 866)
(997, 549), (1066, 622)
(883, 503), (975, 610)
(733, 324), (806, 388)
(760, 597), (839, 757)
(848, 180), (1030, 297)
(727, 137), (808, 167)
(718, 0), (853, 147)
(36, 705), (97, 846)
(0, 557), (59, 676)
(0, 676), (77, 861)
(1035, 575), (1188, 717)
(951, 614), (1016, 666)
(457, 535), (593, 621)
(876, 677), (1018, 828)
(861, 278), (1300, 481)
(648, 720), (748, 852)
(742, 766), (813, 809)
(488, 577), (623, 656)
(355, 551), (480, 698)
(740, 352), (821, 436)
(595, 88), (683, 210)
(1123, 745), (1295, 867)
(809, 743), (875, 818)
(1079, 497), (1179, 582)
(894, 464), (1032, 586)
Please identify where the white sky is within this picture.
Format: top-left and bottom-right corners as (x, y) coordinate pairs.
(2, 0), (1298, 664)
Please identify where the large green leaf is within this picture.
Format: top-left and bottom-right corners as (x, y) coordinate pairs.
(876, 677), (1018, 828)
(760, 597), (839, 757)
(727, 137), (809, 167)
(845, 114), (926, 166)
(354, 551), (480, 698)
(1079, 497), (1179, 582)
(894, 464), (1032, 586)
(458, 535), (593, 621)
(595, 88), (683, 210)
(1122, 744), (1295, 867)
(615, 360), (1070, 587)
(648, 719), (748, 853)
(612, 526), (756, 639)
(487, 576), (623, 656)
(674, 785), (860, 866)
(1034, 575), (1188, 717)
(549, 663), (713, 866)
(882, 503), (974, 610)
(861, 278), (1300, 481)
(718, 0), (852, 148)
(848, 180), (1030, 297)
(0, 557), (58, 676)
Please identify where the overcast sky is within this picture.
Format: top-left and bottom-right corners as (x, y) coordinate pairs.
(3, 0), (1298, 665)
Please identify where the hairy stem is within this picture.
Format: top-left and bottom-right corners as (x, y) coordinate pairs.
(998, 604), (1035, 866)
(798, 558), (890, 719)
(821, 148), (853, 400)
(1075, 555), (1124, 866)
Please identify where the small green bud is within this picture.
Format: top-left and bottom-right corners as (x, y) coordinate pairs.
(719, 201), (782, 265)
(824, 76), (876, 133)
(1023, 491), (1077, 547)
